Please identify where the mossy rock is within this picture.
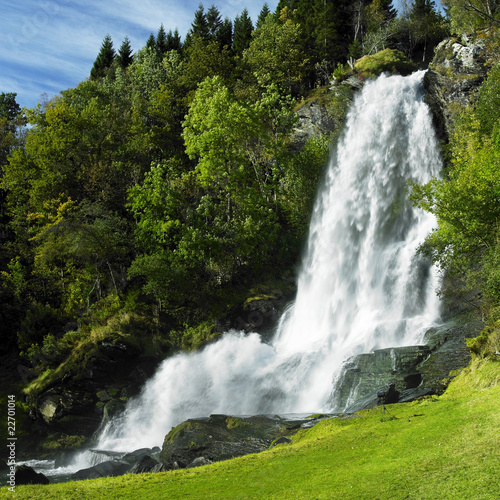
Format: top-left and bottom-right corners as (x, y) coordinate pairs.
(354, 49), (418, 79)
(160, 414), (315, 467)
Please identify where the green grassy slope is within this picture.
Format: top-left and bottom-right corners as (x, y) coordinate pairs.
(2, 359), (500, 500)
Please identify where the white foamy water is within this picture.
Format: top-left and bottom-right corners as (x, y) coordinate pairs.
(79, 71), (442, 458)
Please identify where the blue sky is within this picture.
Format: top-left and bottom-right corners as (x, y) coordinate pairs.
(1, 1), (443, 110)
(0, 0), (281, 109)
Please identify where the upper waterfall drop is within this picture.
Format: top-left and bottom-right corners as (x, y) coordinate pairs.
(93, 71), (442, 453)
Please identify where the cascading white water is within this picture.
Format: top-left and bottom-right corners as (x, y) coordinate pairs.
(88, 71), (442, 455)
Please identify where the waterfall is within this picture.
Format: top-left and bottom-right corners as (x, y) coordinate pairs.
(92, 71), (442, 453)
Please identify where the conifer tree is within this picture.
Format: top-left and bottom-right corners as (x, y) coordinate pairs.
(166, 28), (182, 52)
(0, 93), (21, 122)
(116, 36), (134, 68)
(90, 34), (116, 79)
(382, 0), (398, 20)
(312, 0), (352, 64)
(191, 3), (209, 39)
(218, 18), (233, 48)
(207, 4), (223, 39)
(233, 9), (253, 56)
(156, 24), (168, 55)
(257, 3), (272, 28)
(0, 92), (22, 167)
(146, 32), (156, 50)
(412, 0), (438, 16)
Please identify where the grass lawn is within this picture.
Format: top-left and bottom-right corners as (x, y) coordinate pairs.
(2, 359), (500, 499)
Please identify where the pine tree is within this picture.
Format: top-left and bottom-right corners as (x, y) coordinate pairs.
(207, 4), (223, 39)
(312, 0), (352, 64)
(116, 36), (133, 68)
(146, 32), (156, 50)
(166, 28), (182, 52)
(412, 0), (438, 16)
(233, 8), (253, 56)
(218, 18), (233, 48)
(257, 3), (272, 28)
(383, 0), (398, 20)
(0, 93), (21, 122)
(156, 24), (168, 55)
(191, 3), (209, 39)
(90, 34), (115, 79)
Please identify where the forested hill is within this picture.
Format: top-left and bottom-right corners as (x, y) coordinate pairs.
(1, 0), (500, 456)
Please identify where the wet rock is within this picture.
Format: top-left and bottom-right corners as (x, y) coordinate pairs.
(419, 320), (480, 393)
(271, 436), (292, 447)
(398, 386), (435, 404)
(15, 465), (50, 485)
(122, 447), (160, 464)
(219, 280), (296, 336)
(72, 460), (130, 481)
(331, 345), (430, 411)
(333, 317), (482, 413)
(129, 455), (166, 474)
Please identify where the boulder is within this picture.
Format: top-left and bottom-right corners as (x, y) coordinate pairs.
(418, 320), (480, 393)
(160, 414), (331, 468)
(15, 465), (50, 485)
(271, 436), (292, 448)
(71, 460), (130, 481)
(187, 457), (213, 469)
(129, 455), (166, 474)
(122, 447), (161, 464)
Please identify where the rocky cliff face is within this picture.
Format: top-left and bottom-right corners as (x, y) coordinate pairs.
(423, 33), (491, 143)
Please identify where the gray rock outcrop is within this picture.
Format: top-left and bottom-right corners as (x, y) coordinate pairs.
(424, 33), (491, 142)
(329, 317), (481, 414)
(293, 101), (336, 148)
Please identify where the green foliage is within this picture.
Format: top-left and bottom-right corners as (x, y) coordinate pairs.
(281, 136), (330, 235)
(243, 9), (306, 94)
(467, 320), (500, 357)
(443, 0), (500, 34)
(410, 62), (500, 317)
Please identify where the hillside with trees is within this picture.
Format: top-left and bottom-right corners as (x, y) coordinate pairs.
(1, 0), (500, 462)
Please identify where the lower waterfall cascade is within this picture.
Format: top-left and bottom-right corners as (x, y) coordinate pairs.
(82, 70), (443, 458)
